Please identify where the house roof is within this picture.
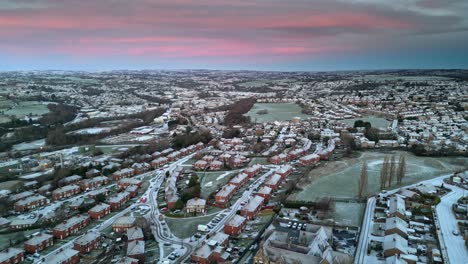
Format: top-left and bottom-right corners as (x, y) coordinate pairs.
(186, 198), (206, 207)
(127, 226), (144, 241)
(127, 240), (145, 256)
(113, 216), (136, 226)
(44, 248), (79, 264)
(75, 231), (101, 246)
(226, 215), (246, 227)
(383, 233), (408, 254)
(25, 233), (53, 246)
(0, 248), (24, 262)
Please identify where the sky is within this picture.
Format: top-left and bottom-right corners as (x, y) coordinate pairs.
(1, 0), (468, 71)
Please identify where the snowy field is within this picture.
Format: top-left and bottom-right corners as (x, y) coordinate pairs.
(339, 116), (390, 129)
(291, 150), (467, 200)
(332, 202), (365, 227)
(67, 127), (112, 135)
(2, 101), (50, 117)
(245, 103), (311, 123)
(12, 139), (46, 151)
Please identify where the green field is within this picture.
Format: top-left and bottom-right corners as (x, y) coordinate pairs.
(245, 103), (311, 123)
(291, 150), (467, 200)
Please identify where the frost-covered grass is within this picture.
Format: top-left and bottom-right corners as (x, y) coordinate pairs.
(291, 150), (467, 200)
(339, 116), (390, 129)
(3, 101), (49, 116)
(200, 171), (235, 199)
(165, 214), (217, 238)
(245, 103), (311, 123)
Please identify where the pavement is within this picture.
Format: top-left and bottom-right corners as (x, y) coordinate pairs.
(435, 184), (468, 264)
(353, 197), (375, 264)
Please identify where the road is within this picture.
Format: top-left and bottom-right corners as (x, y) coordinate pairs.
(435, 184), (468, 264)
(211, 168), (276, 234)
(145, 153), (198, 263)
(353, 197), (375, 264)
(38, 151), (197, 263)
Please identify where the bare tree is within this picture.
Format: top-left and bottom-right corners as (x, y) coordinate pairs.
(358, 161), (368, 199)
(380, 156), (389, 189)
(388, 156), (396, 187)
(397, 155), (406, 184)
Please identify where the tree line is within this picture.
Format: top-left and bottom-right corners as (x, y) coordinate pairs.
(223, 98), (256, 127)
(357, 155), (406, 198)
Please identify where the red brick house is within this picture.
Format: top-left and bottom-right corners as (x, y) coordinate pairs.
(80, 176), (109, 191)
(85, 168), (101, 178)
(193, 160), (208, 170)
(109, 191), (131, 211)
(24, 233), (53, 253)
(202, 155), (215, 162)
(126, 185), (139, 198)
(131, 162), (150, 174)
(14, 195), (48, 212)
(118, 178), (142, 190)
(151, 151), (162, 159)
(276, 165), (293, 178)
(215, 184), (236, 207)
(150, 157), (168, 168)
(186, 198), (207, 214)
(167, 151), (181, 161)
(52, 185), (81, 200)
(73, 231), (102, 254)
(127, 240), (145, 264)
(299, 153), (320, 166)
(269, 154), (286, 165)
(244, 164), (262, 177)
(87, 188), (110, 199)
(240, 195), (264, 220)
(112, 216), (136, 233)
(224, 215), (246, 236)
(228, 173), (249, 190)
(208, 160), (223, 170)
(0, 248), (24, 264)
(191, 232), (229, 264)
(256, 186), (273, 202)
(264, 174), (282, 190)
(127, 227), (144, 242)
(58, 175), (82, 187)
(112, 168), (135, 181)
(43, 248), (80, 264)
(88, 203), (111, 220)
(53, 215), (90, 239)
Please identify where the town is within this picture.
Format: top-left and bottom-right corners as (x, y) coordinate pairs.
(0, 69), (467, 264)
